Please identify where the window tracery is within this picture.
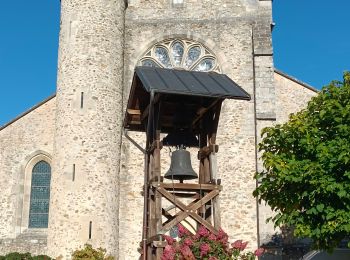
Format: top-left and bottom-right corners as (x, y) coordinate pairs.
(140, 39), (220, 72)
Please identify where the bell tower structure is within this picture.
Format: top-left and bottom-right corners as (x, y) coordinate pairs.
(118, 0), (275, 259)
(48, 0), (125, 258)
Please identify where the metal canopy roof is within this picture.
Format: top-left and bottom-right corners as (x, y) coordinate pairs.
(124, 66), (251, 132)
(134, 66), (251, 99)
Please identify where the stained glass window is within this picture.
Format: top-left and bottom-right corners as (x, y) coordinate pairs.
(194, 58), (215, 72)
(139, 39), (219, 72)
(155, 47), (172, 68)
(141, 59), (159, 67)
(171, 42), (184, 67)
(185, 46), (201, 68)
(29, 161), (51, 228)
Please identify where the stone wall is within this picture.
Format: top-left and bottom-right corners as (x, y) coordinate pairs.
(0, 231), (47, 256)
(47, 0), (125, 258)
(275, 70), (318, 123)
(0, 96), (56, 255)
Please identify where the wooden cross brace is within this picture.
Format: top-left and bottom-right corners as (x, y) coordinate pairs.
(155, 186), (220, 235)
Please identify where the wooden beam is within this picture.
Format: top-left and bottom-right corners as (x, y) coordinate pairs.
(141, 94), (161, 121)
(151, 182), (222, 191)
(162, 208), (173, 221)
(197, 145), (219, 159)
(188, 190), (219, 211)
(161, 211), (189, 233)
(189, 212), (217, 234)
(153, 240), (167, 248)
(208, 100), (223, 144)
(157, 187), (188, 211)
(158, 189), (219, 233)
(127, 108), (141, 115)
(129, 120), (142, 125)
(192, 99), (221, 128)
(146, 235), (163, 245)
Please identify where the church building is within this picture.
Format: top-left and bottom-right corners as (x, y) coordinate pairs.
(0, 0), (317, 259)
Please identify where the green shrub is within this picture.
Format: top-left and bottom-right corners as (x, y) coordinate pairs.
(72, 244), (114, 260)
(0, 252), (51, 260)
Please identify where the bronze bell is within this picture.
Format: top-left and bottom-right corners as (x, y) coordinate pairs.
(164, 148), (198, 181)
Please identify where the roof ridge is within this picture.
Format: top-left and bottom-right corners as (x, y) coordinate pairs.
(274, 68), (319, 93)
(0, 93), (56, 131)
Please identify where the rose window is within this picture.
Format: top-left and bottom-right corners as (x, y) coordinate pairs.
(140, 39), (219, 72)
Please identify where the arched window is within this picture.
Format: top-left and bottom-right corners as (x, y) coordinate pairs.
(139, 39), (220, 72)
(28, 161), (51, 228)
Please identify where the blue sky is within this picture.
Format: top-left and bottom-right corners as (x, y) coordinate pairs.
(273, 1), (349, 88)
(0, 1), (349, 127)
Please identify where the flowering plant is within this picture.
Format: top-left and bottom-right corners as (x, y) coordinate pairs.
(161, 225), (264, 260)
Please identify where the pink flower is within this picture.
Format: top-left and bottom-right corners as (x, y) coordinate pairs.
(161, 245), (176, 260)
(254, 247), (265, 257)
(163, 235), (175, 245)
(200, 243), (211, 257)
(178, 224), (190, 238)
(231, 239), (243, 249)
(173, 242), (181, 252)
(240, 241), (248, 251)
(208, 257), (218, 260)
(231, 240), (248, 251)
(193, 233), (200, 240)
(183, 238), (193, 247)
(217, 228), (229, 244)
(208, 233), (217, 241)
(197, 226), (209, 237)
(180, 245), (195, 260)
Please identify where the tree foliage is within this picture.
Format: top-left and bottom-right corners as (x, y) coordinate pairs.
(253, 72), (350, 251)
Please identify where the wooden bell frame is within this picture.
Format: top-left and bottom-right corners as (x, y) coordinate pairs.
(129, 91), (224, 259)
(124, 67), (250, 260)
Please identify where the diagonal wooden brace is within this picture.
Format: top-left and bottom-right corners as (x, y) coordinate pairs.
(158, 188), (220, 234)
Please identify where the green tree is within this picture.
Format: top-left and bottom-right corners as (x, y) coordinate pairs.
(253, 72), (350, 251)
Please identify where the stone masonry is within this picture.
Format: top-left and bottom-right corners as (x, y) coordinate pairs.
(0, 0), (318, 259)
(48, 0), (125, 258)
(0, 96), (56, 255)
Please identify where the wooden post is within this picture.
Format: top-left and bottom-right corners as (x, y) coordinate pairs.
(209, 101), (222, 228)
(154, 131), (163, 259)
(141, 96), (224, 259)
(147, 151), (154, 260)
(198, 121), (208, 222)
(148, 100), (164, 259)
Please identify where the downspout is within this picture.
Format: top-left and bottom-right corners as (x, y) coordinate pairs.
(251, 25), (261, 248)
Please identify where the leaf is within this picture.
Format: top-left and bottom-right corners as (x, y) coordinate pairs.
(316, 204), (324, 212)
(253, 71), (350, 252)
